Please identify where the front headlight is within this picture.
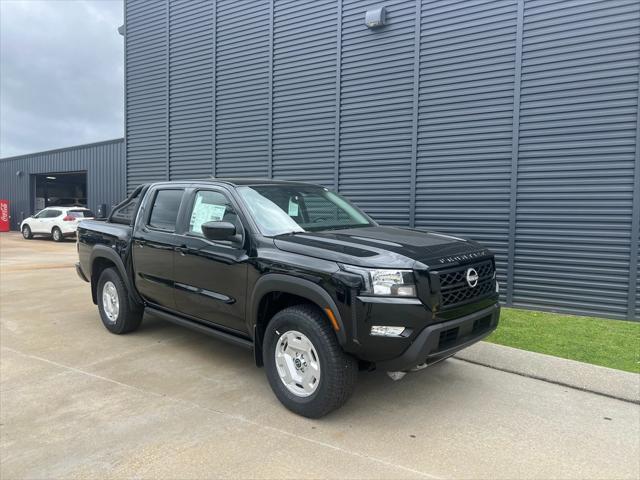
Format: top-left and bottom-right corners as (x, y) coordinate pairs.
(342, 266), (417, 297)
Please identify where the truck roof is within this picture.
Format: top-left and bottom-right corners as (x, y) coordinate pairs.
(147, 178), (324, 188)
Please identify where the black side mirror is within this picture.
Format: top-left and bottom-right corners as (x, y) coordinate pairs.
(201, 221), (236, 242)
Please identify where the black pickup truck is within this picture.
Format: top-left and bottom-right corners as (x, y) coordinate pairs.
(76, 179), (499, 417)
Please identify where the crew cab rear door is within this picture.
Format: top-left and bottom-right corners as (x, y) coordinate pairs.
(131, 187), (186, 309)
(172, 187), (249, 334)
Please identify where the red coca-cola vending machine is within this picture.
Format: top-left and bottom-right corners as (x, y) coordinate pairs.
(0, 200), (10, 232)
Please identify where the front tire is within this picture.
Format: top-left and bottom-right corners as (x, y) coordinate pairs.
(52, 227), (63, 242)
(97, 267), (143, 334)
(22, 225), (32, 239)
(263, 305), (357, 418)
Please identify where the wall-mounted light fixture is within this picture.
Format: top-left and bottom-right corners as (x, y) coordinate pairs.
(365, 6), (386, 28)
(15, 170), (23, 177)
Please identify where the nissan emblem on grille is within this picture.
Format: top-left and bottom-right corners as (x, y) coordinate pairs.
(466, 268), (479, 288)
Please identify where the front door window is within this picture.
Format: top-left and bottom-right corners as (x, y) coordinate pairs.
(188, 190), (241, 240)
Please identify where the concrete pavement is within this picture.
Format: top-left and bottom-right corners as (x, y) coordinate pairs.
(1, 232), (639, 479)
(456, 341), (640, 404)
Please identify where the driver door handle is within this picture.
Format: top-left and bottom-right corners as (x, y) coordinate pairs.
(175, 245), (187, 256)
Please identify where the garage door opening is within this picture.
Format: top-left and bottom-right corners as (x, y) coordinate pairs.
(34, 172), (87, 210)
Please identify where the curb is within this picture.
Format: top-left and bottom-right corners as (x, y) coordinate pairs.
(454, 342), (640, 404)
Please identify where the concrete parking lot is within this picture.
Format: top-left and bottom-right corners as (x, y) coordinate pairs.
(1, 232), (639, 479)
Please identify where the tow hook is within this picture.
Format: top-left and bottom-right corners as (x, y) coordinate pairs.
(387, 371), (407, 381)
(410, 362), (429, 371)
(387, 362), (430, 380)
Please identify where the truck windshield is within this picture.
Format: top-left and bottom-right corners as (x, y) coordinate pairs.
(237, 185), (374, 236)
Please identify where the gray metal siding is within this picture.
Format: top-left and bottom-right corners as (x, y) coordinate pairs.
(0, 139), (125, 230)
(636, 223), (639, 319)
(514, 0), (640, 319)
(272, 0), (337, 186)
(415, 0), (517, 302)
(339, 0), (415, 225)
(636, 222), (639, 319)
(168, 0), (214, 180)
(215, 0), (270, 177)
(125, 0), (168, 191)
(124, 0), (640, 320)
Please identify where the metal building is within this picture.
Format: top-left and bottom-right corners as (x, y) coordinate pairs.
(123, 0), (639, 320)
(0, 138), (126, 230)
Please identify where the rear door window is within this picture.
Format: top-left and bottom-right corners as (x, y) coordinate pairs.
(47, 210), (62, 218)
(148, 189), (184, 232)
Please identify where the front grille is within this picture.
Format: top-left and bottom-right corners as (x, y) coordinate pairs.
(438, 259), (495, 308)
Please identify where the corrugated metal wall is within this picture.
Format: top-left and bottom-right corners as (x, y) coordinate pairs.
(124, 0), (640, 320)
(125, 0), (168, 186)
(168, 0), (214, 180)
(416, 0), (517, 303)
(514, 0), (640, 318)
(273, 0), (337, 186)
(339, 0), (415, 225)
(0, 139), (126, 230)
(216, 0), (270, 177)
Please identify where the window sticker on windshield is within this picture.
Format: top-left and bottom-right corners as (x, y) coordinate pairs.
(288, 198), (299, 217)
(190, 195), (226, 234)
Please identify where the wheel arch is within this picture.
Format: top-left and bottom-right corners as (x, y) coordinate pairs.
(89, 245), (141, 309)
(249, 274), (346, 366)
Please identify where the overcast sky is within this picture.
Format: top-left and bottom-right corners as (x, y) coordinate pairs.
(0, 0), (124, 158)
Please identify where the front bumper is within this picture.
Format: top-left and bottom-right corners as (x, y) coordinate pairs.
(377, 303), (500, 371)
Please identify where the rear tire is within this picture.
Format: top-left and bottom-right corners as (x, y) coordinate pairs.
(263, 304), (358, 418)
(97, 267), (143, 334)
(22, 225), (32, 239)
(52, 227), (63, 242)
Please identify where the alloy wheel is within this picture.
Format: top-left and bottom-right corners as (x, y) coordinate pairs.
(102, 281), (119, 323)
(274, 330), (321, 397)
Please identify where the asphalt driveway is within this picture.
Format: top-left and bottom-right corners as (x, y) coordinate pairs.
(1, 232), (638, 479)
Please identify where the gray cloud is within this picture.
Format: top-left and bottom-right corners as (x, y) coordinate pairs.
(0, 0), (124, 157)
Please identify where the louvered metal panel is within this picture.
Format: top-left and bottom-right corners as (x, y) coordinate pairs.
(122, 0), (640, 319)
(215, 0), (270, 178)
(272, 0), (337, 186)
(338, 0), (415, 225)
(514, 0), (640, 319)
(416, 0), (517, 300)
(629, 221), (640, 320)
(168, 0), (214, 180)
(125, 0), (168, 191)
(0, 139), (125, 230)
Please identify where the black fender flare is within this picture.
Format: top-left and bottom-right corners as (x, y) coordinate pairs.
(250, 273), (347, 351)
(89, 245), (142, 307)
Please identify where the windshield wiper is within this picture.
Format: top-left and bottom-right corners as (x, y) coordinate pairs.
(322, 224), (369, 231)
(273, 230), (304, 237)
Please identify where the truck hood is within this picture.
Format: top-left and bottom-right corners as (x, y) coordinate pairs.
(273, 226), (491, 269)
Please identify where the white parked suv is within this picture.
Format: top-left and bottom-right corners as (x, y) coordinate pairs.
(20, 206), (95, 242)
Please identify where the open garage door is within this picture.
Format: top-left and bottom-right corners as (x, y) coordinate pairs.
(34, 172), (87, 210)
